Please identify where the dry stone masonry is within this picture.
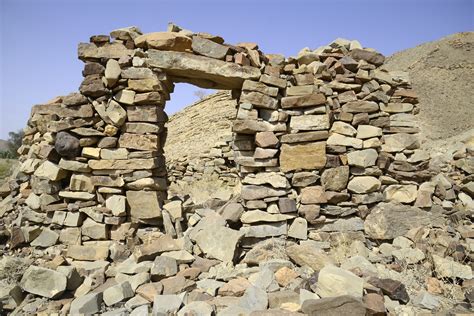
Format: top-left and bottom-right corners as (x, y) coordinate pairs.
(0, 24), (473, 315)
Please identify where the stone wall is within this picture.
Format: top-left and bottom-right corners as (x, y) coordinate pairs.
(232, 39), (425, 241)
(164, 91), (236, 162)
(167, 137), (238, 189)
(0, 25), (442, 247)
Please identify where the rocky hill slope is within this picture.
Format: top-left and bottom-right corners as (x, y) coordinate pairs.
(383, 32), (474, 147)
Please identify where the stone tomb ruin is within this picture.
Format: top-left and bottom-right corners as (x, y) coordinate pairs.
(1, 24), (473, 314)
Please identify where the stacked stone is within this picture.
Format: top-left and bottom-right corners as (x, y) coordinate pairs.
(231, 37), (436, 244)
(3, 26), (176, 249)
(167, 137), (239, 188)
(1, 24), (269, 252)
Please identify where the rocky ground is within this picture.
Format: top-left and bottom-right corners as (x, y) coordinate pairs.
(1, 151), (473, 315)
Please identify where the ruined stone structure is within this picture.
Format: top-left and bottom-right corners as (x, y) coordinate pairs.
(1, 25), (473, 315)
(9, 24), (423, 239)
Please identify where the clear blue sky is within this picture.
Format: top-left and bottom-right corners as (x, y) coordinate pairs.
(0, 0), (472, 139)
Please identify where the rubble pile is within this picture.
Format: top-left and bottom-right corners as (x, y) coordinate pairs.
(0, 24), (472, 315)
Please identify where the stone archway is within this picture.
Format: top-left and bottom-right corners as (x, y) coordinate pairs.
(10, 24), (422, 257)
(74, 26), (268, 226)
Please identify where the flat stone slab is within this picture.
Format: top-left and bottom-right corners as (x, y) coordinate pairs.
(20, 266), (67, 299)
(147, 50), (261, 89)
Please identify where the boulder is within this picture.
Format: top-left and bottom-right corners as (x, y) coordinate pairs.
(78, 42), (132, 61)
(55, 131), (81, 158)
(194, 226), (243, 262)
(241, 210), (293, 223)
(288, 218), (308, 240)
(241, 185), (287, 200)
(432, 255), (472, 279)
(103, 281), (134, 306)
(79, 74), (107, 97)
(281, 93), (326, 109)
(89, 158), (160, 170)
(255, 132), (279, 148)
(238, 285), (268, 311)
(119, 133), (159, 150)
(240, 91), (278, 109)
(70, 292), (103, 315)
(300, 186), (327, 204)
(177, 301), (213, 316)
(281, 131), (328, 143)
(104, 59), (121, 87)
(342, 100), (379, 113)
(316, 265), (364, 298)
(219, 203), (244, 223)
(364, 202), (432, 239)
(302, 296), (367, 316)
(20, 266), (67, 299)
(349, 48), (385, 66)
(153, 294), (184, 315)
(242, 172), (289, 189)
(356, 125), (382, 139)
(34, 161), (67, 181)
(30, 229), (59, 247)
(243, 80), (279, 97)
(380, 103), (413, 113)
(330, 121), (357, 136)
(327, 133), (363, 148)
(368, 277), (409, 304)
(384, 184), (418, 203)
(382, 133), (419, 152)
(151, 256), (178, 279)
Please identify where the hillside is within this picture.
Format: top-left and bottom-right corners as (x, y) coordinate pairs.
(384, 32), (474, 147)
(164, 91), (237, 161)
